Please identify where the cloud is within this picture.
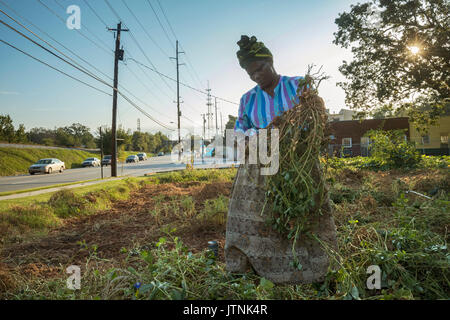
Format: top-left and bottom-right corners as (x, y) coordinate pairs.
(0, 91), (20, 95)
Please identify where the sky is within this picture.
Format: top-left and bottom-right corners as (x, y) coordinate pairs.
(0, 0), (359, 137)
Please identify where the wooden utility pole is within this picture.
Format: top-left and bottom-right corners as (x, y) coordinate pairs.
(171, 40), (184, 160)
(215, 97), (218, 136)
(100, 126), (104, 179)
(201, 113), (206, 163)
(108, 22), (128, 177)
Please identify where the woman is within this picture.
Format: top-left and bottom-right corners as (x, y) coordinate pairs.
(224, 35), (337, 284)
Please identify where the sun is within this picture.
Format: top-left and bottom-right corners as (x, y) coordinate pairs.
(408, 46), (420, 55)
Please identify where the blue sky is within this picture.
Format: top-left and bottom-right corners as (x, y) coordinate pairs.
(0, 0), (358, 136)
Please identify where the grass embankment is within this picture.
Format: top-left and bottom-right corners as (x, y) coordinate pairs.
(0, 147), (99, 176)
(0, 147), (155, 176)
(0, 164), (448, 300)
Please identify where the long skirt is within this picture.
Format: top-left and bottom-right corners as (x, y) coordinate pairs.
(224, 163), (338, 284)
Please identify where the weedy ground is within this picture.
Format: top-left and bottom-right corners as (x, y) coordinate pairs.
(0, 163), (448, 300)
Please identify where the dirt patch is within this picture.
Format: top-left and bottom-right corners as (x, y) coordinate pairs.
(18, 263), (61, 279)
(0, 181), (232, 280)
(0, 262), (15, 293)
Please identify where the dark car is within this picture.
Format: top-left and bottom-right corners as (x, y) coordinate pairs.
(157, 152), (164, 156)
(136, 152), (148, 161)
(101, 155), (112, 166)
(126, 155), (139, 163)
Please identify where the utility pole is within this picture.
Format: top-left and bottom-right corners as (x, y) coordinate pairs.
(170, 40), (185, 160)
(100, 126), (104, 179)
(206, 81), (213, 140)
(108, 22), (128, 177)
(137, 118), (141, 133)
(220, 111), (223, 135)
(201, 113), (206, 163)
(215, 97), (218, 136)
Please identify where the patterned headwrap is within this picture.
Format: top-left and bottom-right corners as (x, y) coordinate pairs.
(236, 35), (273, 69)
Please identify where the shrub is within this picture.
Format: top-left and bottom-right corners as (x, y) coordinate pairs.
(365, 129), (421, 169)
(48, 190), (89, 218)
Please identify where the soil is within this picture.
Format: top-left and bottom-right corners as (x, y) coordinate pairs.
(0, 181), (232, 286)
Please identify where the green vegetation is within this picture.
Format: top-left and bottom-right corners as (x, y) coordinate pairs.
(147, 168), (237, 184)
(0, 177), (146, 244)
(333, 0), (449, 132)
(0, 113), (173, 155)
(327, 154), (449, 171)
(1, 163), (448, 300)
(0, 147), (100, 176)
(0, 178), (106, 197)
(0, 147), (154, 176)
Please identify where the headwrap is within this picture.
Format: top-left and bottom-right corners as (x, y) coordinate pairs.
(236, 35), (273, 69)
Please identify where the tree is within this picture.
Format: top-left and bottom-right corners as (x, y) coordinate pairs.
(132, 131), (148, 151)
(334, 0), (449, 131)
(55, 127), (75, 147)
(66, 123), (95, 148)
(225, 115), (237, 130)
(0, 114), (15, 143)
(28, 127), (56, 145)
(15, 124), (28, 143)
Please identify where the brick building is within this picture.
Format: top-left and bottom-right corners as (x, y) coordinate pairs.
(328, 117), (410, 157)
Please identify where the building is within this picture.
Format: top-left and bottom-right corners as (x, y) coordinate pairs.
(409, 115), (450, 155)
(328, 117), (410, 157)
(327, 109), (358, 122)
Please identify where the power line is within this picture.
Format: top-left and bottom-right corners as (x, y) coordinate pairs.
(0, 1), (114, 83)
(128, 58), (239, 105)
(120, 0), (170, 58)
(0, 38), (112, 96)
(145, 0), (174, 50)
(82, 0), (108, 28)
(0, 17), (113, 88)
(3, 1), (178, 129)
(103, 0), (176, 96)
(153, 0), (204, 89)
(36, 0), (113, 56)
(54, 0), (112, 53)
(0, 17), (174, 131)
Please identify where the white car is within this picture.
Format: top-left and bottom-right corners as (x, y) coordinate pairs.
(29, 158), (65, 175)
(82, 157), (101, 167)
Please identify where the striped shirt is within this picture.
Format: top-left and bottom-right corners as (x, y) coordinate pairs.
(234, 75), (304, 135)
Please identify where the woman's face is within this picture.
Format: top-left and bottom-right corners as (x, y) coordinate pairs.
(245, 60), (275, 88)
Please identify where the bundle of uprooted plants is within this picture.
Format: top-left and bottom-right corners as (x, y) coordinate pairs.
(261, 67), (330, 263)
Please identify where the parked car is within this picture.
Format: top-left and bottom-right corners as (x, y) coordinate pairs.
(101, 155), (112, 166)
(126, 155), (139, 163)
(136, 152), (148, 161)
(82, 157), (101, 167)
(29, 158), (65, 175)
(157, 152), (165, 156)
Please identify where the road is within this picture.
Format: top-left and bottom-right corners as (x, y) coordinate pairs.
(0, 155), (238, 193)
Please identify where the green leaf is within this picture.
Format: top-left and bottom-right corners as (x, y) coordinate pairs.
(259, 278), (275, 291)
(350, 285), (360, 300)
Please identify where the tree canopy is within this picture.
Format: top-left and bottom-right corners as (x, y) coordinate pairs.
(334, 0), (449, 131)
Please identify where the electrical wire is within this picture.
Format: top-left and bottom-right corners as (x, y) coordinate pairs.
(0, 1), (114, 83)
(0, 38), (112, 96)
(145, 0), (174, 50)
(0, 18), (175, 130)
(120, 0), (170, 58)
(103, 0), (176, 96)
(36, 0), (113, 56)
(128, 57), (239, 105)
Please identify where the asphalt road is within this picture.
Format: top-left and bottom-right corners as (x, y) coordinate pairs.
(0, 155), (238, 193)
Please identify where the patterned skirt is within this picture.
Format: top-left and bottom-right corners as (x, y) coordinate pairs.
(224, 163), (338, 284)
